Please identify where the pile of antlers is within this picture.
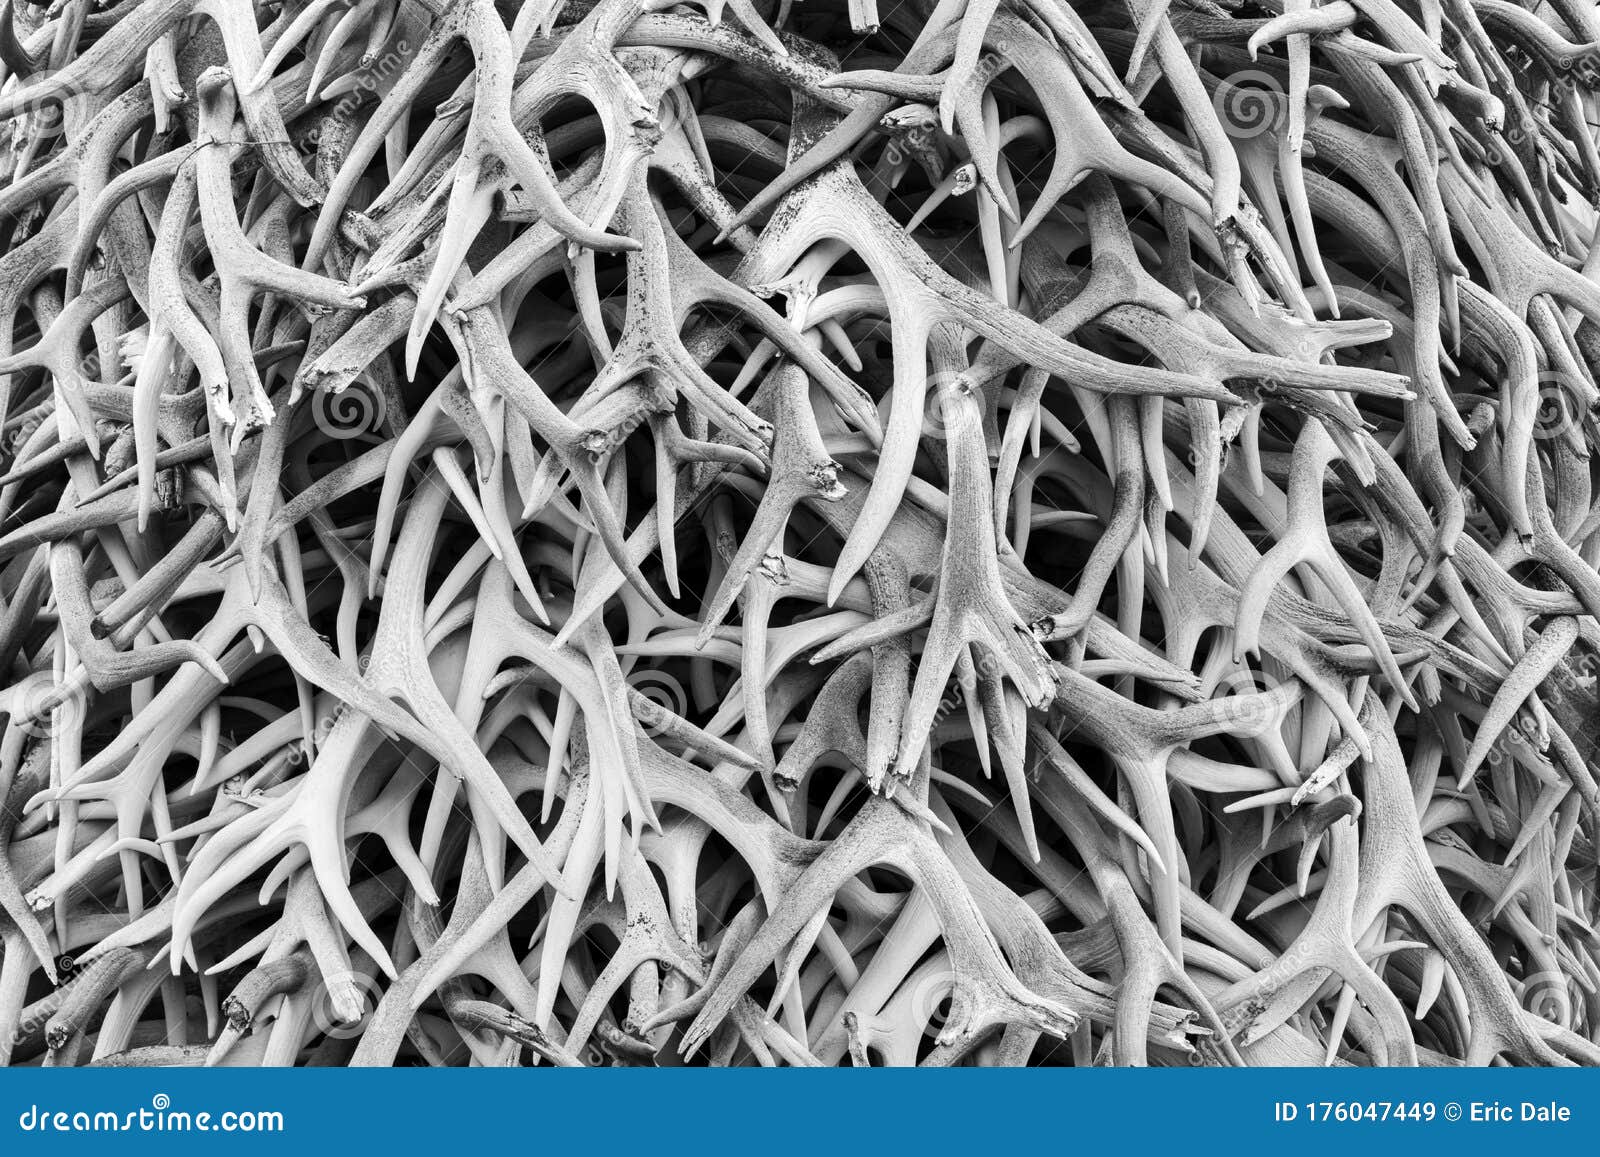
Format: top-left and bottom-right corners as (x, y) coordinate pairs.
(1, 0), (1599, 1067)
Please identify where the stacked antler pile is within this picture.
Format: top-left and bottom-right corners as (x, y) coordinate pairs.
(0, 0), (1597, 1068)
